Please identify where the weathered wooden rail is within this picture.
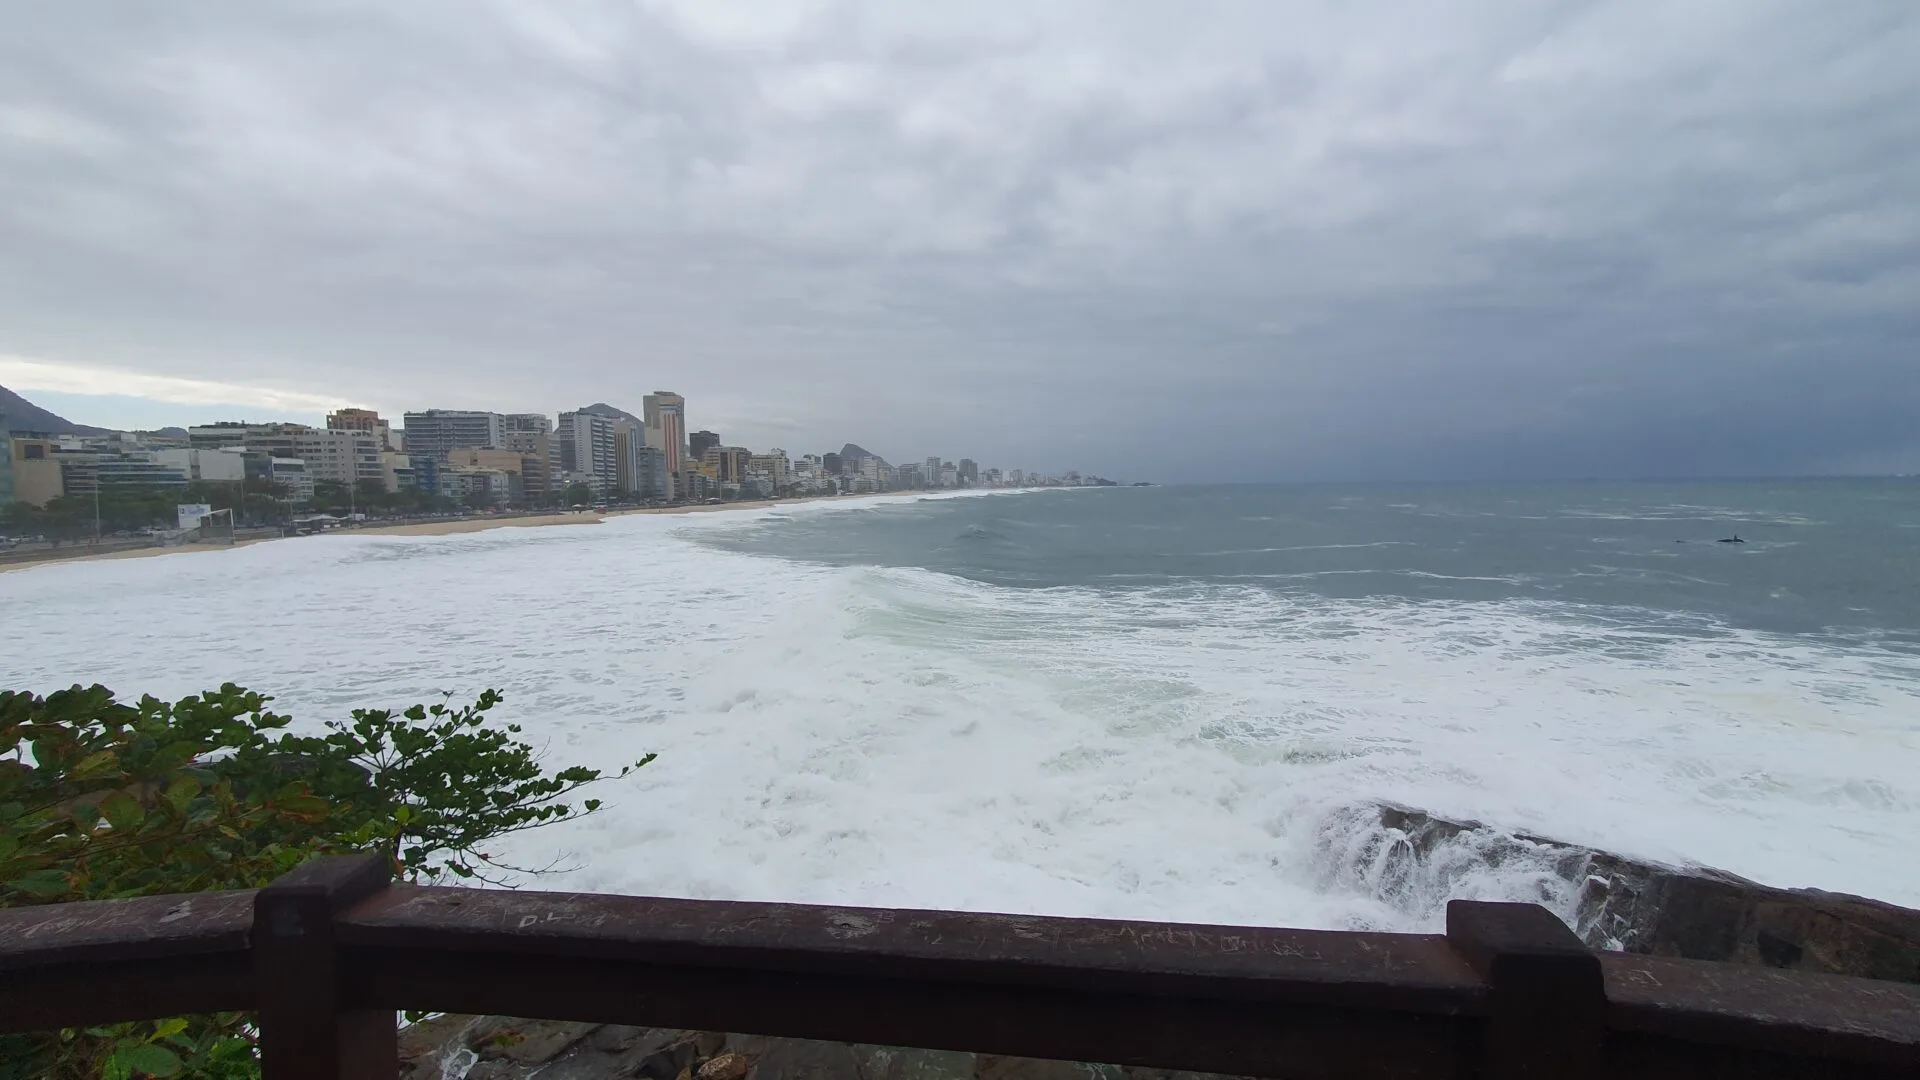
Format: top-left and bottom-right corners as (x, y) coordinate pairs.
(3, 855), (1917, 1078)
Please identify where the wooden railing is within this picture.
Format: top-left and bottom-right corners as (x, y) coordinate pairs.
(3, 855), (1917, 1078)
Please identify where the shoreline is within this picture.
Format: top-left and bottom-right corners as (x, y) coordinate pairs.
(0, 492), (906, 574)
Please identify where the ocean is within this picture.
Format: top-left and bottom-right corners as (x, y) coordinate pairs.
(5, 480), (1918, 932)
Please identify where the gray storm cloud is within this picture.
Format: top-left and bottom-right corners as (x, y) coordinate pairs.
(1, 0), (1916, 480)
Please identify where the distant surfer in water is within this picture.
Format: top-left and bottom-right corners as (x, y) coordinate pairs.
(1718, 534), (1745, 544)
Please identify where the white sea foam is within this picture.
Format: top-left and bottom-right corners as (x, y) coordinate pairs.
(5, 494), (1917, 932)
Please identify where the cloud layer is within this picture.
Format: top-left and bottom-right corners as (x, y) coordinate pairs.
(2, 0), (1916, 479)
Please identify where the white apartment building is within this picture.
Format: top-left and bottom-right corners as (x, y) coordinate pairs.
(150, 447), (248, 482)
(288, 429), (386, 489)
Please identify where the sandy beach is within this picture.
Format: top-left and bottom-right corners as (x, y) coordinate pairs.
(348, 512), (602, 537)
(0, 495), (875, 574)
(606, 495), (860, 518)
(0, 537), (283, 574)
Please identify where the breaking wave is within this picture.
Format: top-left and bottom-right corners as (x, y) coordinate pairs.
(4, 492), (1918, 929)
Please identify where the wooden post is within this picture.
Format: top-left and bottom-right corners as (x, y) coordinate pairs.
(1446, 900), (1604, 1080)
(252, 854), (397, 1079)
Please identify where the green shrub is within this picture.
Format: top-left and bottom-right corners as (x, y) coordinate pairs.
(0, 683), (650, 1078)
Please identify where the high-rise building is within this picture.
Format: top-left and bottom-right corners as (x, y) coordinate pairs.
(402, 410), (504, 456)
(702, 446), (752, 484)
(188, 422), (310, 455)
(7, 436), (65, 506)
(289, 429), (385, 490)
(822, 452), (843, 476)
(326, 408), (393, 451)
(498, 414), (556, 490)
(749, 450), (790, 492)
(501, 413), (552, 437)
(611, 419), (648, 497)
(959, 459), (978, 487)
(499, 432), (555, 503)
(635, 445), (669, 500)
(559, 410), (618, 495)
(398, 453), (438, 496)
(86, 454), (190, 492)
(688, 430), (721, 463)
(150, 448), (248, 483)
(446, 448), (531, 505)
(642, 391), (687, 488)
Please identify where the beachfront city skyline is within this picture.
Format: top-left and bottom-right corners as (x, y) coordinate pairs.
(0, 387), (1107, 522)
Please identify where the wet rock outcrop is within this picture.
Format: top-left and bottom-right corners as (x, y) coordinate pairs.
(1373, 803), (1920, 983)
(396, 1017), (1247, 1080)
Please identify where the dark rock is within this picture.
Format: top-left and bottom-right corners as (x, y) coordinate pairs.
(635, 1031), (721, 1080)
(1372, 803), (1920, 983)
(1756, 931), (1803, 968)
(401, 1018), (719, 1079)
(853, 1044), (976, 1080)
(554, 1028), (705, 1080)
(698, 1051), (753, 1080)
(588, 1024), (650, 1053)
(976, 1056), (1123, 1080)
(724, 1035), (862, 1079)
(398, 1013), (496, 1078)
(481, 1020), (601, 1065)
(694, 1031), (729, 1058)
(403, 1020), (1240, 1080)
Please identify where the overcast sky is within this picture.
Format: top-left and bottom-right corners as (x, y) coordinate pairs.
(2, 1), (1916, 481)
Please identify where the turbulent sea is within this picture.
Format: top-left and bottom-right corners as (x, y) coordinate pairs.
(6, 480), (1920, 929)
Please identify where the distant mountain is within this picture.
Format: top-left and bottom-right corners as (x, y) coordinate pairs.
(838, 443), (893, 469)
(579, 402), (644, 426)
(0, 384), (112, 436)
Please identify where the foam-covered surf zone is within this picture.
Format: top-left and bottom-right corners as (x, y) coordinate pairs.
(5, 492), (1917, 926)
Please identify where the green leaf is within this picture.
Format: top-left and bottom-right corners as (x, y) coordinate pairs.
(276, 793), (331, 821)
(8, 868), (71, 896)
(163, 776), (200, 814)
(100, 791), (143, 833)
(151, 1017), (189, 1040)
(69, 748), (123, 780)
(112, 1042), (183, 1077)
